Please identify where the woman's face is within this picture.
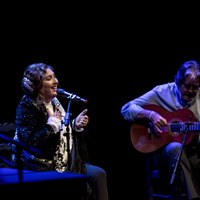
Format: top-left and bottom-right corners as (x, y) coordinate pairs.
(39, 68), (59, 103)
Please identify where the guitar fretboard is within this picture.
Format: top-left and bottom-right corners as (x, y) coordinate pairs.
(169, 122), (200, 132)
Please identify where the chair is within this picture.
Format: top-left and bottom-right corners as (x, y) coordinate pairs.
(0, 142), (16, 168)
(146, 154), (189, 200)
(0, 123), (16, 168)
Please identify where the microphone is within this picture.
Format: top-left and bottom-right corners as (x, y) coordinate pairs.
(57, 88), (88, 103)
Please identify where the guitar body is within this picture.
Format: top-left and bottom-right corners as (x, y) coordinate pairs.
(130, 105), (197, 153)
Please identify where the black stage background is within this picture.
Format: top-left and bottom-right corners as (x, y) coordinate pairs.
(1, 4), (200, 199)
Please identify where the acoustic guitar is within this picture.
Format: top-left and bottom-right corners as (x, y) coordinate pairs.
(130, 105), (200, 153)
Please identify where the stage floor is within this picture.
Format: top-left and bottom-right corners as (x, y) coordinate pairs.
(0, 168), (91, 199)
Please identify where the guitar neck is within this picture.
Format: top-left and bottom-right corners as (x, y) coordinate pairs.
(169, 122), (200, 132)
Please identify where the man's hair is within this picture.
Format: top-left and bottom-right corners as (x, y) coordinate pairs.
(174, 60), (200, 86)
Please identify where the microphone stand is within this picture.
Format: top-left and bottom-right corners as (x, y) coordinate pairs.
(15, 145), (23, 183)
(170, 122), (191, 197)
(63, 97), (73, 171)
